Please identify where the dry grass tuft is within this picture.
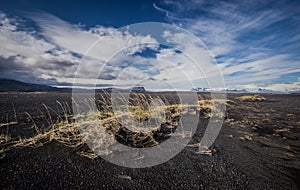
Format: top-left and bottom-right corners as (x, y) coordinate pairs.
(0, 93), (228, 159)
(0, 121), (18, 128)
(237, 95), (266, 102)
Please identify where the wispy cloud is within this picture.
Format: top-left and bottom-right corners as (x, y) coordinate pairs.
(1, 1), (300, 92)
(155, 0), (300, 91)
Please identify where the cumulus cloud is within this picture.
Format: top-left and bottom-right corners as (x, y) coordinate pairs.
(0, 12), (82, 84)
(0, 12), (161, 87)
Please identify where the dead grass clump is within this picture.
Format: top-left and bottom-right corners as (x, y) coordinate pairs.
(193, 145), (216, 156)
(198, 100), (214, 110)
(2, 93), (227, 159)
(0, 134), (11, 144)
(0, 100), (88, 159)
(129, 106), (151, 122)
(0, 101), (183, 159)
(237, 95), (266, 102)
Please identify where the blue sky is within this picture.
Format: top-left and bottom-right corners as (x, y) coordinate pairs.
(0, 0), (300, 91)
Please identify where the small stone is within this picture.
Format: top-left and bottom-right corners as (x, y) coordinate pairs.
(118, 175), (132, 181)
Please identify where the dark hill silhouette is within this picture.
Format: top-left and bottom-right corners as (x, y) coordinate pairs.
(0, 79), (147, 93)
(0, 78), (71, 92)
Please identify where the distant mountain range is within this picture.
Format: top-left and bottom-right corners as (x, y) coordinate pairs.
(1, 78), (298, 94)
(192, 87), (300, 94)
(0, 78), (71, 92)
(0, 78), (146, 93)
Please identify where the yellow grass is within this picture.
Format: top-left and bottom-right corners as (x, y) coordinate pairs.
(237, 95), (266, 102)
(0, 94), (230, 159)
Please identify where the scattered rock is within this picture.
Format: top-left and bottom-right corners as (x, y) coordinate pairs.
(118, 175), (132, 181)
(244, 135), (252, 141)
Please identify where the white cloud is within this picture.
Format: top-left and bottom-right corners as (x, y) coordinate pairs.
(266, 82), (300, 92)
(30, 13), (159, 62)
(1, 8), (299, 92)
(0, 12), (82, 84)
(235, 80), (300, 92)
(156, 0), (300, 91)
(0, 13), (55, 59)
(0, 12), (161, 87)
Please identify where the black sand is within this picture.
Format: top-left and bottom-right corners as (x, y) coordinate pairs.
(0, 92), (299, 189)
